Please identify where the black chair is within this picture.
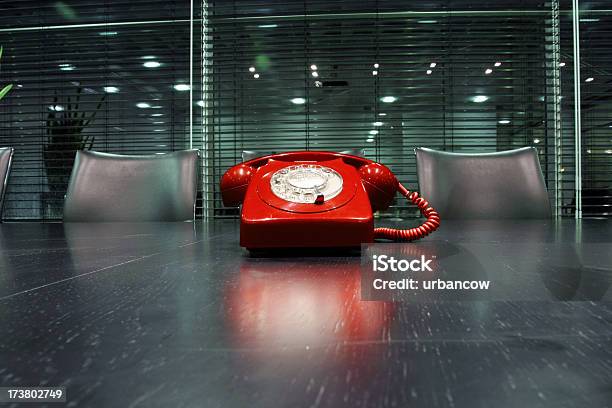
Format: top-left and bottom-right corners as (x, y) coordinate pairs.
(0, 147), (14, 220)
(415, 147), (551, 219)
(64, 150), (199, 222)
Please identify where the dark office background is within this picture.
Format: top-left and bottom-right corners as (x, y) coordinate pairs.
(0, 0), (610, 220)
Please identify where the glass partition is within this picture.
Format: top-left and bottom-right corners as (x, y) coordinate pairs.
(0, 0), (610, 219)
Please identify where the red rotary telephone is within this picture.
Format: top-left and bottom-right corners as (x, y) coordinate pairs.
(220, 151), (440, 249)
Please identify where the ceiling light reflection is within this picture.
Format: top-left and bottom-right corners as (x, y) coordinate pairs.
(471, 95), (489, 103)
(58, 64), (75, 71)
(143, 61), (161, 68)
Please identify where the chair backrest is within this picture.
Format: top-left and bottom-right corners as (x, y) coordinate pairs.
(415, 147), (551, 219)
(0, 147), (14, 219)
(64, 150), (199, 222)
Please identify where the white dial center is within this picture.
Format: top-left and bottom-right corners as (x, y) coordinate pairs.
(287, 170), (327, 189)
(270, 164), (343, 204)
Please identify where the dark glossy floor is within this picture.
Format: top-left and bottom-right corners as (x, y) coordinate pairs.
(0, 219), (611, 408)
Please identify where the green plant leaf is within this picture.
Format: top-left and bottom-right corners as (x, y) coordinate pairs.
(83, 94), (106, 128)
(0, 84), (13, 100)
(74, 87), (82, 117)
(87, 136), (95, 150)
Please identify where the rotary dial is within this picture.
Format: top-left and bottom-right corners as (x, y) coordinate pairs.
(270, 164), (343, 203)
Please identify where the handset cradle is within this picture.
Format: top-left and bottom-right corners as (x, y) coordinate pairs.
(220, 151), (440, 249)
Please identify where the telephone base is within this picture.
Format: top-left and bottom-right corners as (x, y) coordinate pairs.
(240, 216), (374, 249)
(245, 247), (361, 257)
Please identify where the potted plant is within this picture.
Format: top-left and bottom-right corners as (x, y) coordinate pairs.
(43, 87), (105, 218)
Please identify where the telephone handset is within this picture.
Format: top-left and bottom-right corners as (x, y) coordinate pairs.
(220, 151), (439, 249)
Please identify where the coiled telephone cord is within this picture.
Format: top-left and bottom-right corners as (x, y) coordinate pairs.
(374, 183), (440, 241)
